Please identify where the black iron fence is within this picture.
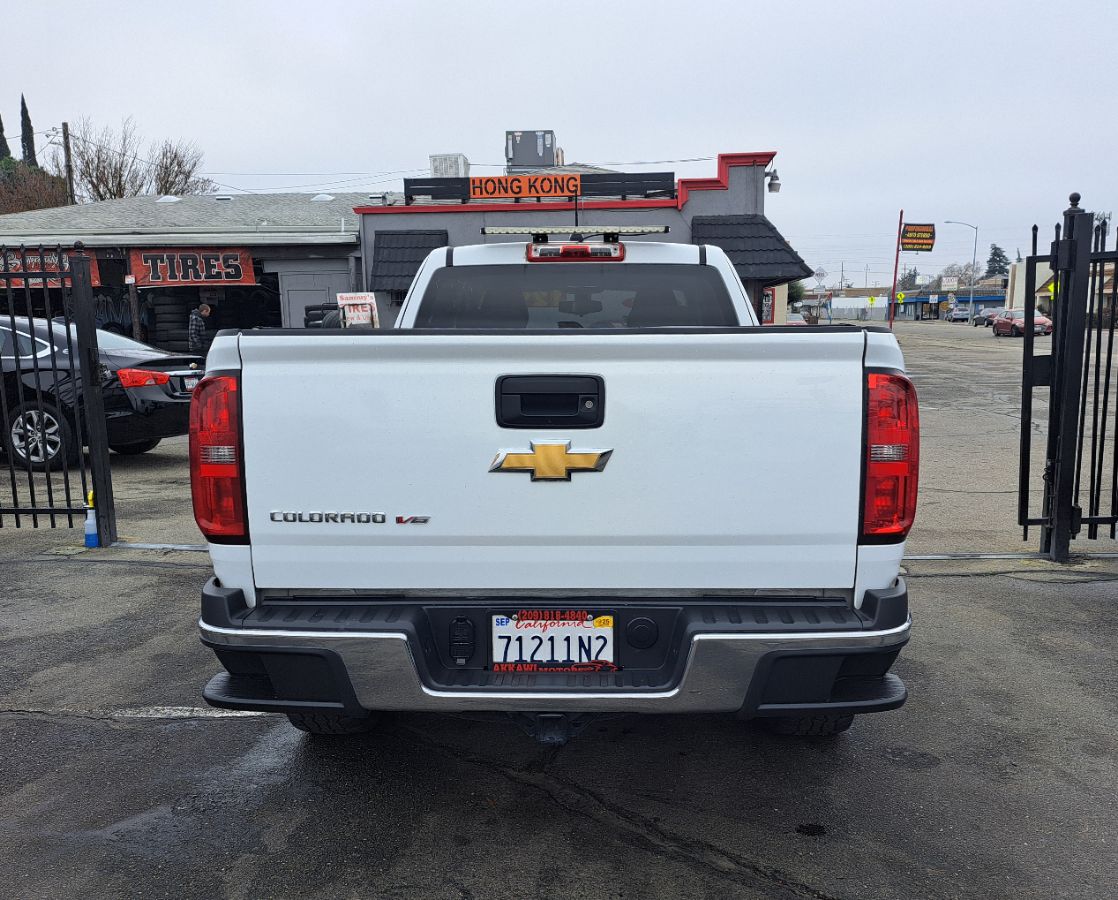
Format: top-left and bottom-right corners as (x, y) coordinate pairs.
(0, 244), (116, 543)
(1019, 194), (1117, 560)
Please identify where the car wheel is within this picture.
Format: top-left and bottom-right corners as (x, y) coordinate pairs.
(286, 712), (379, 735)
(762, 714), (854, 737)
(109, 439), (161, 455)
(5, 402), (79, 472)
(1012, 326), (1022, 337)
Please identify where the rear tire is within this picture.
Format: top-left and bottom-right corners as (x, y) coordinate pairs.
(763, 713), (854, 737)
(286, 711), (379, 735)
(110, 439), (161, 455)
(5, 401), (79, 472)
(1012, 326), (1022, 337)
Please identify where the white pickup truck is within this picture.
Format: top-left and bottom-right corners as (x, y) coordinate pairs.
(192, 227), (918, 744)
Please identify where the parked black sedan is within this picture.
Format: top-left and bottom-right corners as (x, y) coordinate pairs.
(1, 318), (202, 470)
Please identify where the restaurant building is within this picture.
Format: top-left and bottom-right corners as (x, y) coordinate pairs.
(356, 148), (811, 325)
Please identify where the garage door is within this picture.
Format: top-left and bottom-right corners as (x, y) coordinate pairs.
(280, 271), (352, 327)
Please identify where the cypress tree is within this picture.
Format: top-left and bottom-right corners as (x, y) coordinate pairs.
(0, 112), (10, 160)
(20, 94), (37, 167)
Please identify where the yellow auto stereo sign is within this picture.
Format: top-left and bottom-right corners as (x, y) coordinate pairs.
(469, 173), (581, 200)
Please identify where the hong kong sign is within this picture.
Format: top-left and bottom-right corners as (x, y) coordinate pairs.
(129, 248), (256, 287)
(1, 248), (101, 289)
(469, 173), (581, 200)
(900, 223), (936, 252)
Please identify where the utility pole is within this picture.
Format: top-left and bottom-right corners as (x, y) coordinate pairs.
(840, 262), (844, 290)
(61, 122), (75, 205)
(889, 209), (903, 330)
(864, 264), (869, 287)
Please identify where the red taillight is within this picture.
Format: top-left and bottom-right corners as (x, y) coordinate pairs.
(862, 371), (919, 541)
(117, 368), (170, 388)
(526, 242), (625, 262)
(189, 374), (247, 543)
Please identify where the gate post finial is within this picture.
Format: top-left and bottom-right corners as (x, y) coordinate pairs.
(1067, 192), (1082, 211)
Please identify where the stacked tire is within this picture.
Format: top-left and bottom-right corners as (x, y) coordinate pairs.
(146, 295), (193, 353)
(304, 302), (339, 329)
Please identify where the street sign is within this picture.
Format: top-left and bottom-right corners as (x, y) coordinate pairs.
(868, 297), (877, 306)
(900, 223), (936, 252)
(897, 292), (906, 302)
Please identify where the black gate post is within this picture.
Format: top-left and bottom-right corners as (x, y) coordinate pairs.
(1043, 194), (1093, 561)
(70, 248), (118, 545)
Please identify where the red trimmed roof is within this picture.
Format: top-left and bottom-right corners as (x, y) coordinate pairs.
(353, 151), (777, 215)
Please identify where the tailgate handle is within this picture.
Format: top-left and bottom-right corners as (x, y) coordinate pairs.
(496, 375), (604, 429)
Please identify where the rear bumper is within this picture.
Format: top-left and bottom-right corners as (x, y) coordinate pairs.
(199, 580), (911, 716)
(104, 401), (190, 444)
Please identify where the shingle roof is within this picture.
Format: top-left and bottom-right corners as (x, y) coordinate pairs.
(690, 215), (812, 284)
(0, 192), (403, 246)
(370, 230), (448, 293)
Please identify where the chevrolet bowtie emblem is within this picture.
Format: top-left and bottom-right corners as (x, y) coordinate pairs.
(490, 441), (612, 481)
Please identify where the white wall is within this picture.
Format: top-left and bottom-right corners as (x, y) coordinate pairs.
(1006, 259), (1052, 310)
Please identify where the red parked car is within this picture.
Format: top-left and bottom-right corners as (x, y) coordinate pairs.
(992, 309), (1053, 337)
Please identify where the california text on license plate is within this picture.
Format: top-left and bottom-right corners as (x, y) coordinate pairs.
(491, 610), (617, 673)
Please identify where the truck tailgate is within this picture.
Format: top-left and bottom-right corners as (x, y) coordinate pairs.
(237, 331), (867, 592)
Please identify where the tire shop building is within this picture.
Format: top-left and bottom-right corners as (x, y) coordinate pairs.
(356, 149), (811, 325)
(0, 192), (368, 351)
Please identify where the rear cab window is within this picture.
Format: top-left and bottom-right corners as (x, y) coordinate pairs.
(414, 263), (739, 329)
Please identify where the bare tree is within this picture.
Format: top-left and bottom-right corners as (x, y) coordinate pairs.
(70, 117), (148, 201)
(148, 139), (213, 195)
(68, 117), (213, 201)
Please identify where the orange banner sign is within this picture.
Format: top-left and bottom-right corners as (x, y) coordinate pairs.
(130, 248), (256, 287)
(1, 248), (101, 289)
(469, 174), (581, 200)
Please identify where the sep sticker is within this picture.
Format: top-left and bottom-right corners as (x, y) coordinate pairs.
(594, 615), (614, 628)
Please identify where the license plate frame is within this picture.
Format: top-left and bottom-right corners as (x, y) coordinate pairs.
(490, 609), (618, 673)
(183, 376), (199, 390)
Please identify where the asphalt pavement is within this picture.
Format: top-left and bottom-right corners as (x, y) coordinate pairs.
(2, 320), (1117, 899)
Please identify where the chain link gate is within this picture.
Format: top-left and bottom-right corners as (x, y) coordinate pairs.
(1, 244), (116, 544)
(1020, 194), (1117, 561)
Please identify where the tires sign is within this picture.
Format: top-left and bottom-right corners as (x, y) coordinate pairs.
(129, 248), (256, 287)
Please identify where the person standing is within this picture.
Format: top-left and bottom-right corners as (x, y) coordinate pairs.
(188, 303), (211, 353)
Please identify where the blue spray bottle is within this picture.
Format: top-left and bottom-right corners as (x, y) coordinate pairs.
(84, 490), (99, 548)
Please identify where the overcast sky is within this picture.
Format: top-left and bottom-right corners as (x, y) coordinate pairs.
(6, 0), (1116, 286)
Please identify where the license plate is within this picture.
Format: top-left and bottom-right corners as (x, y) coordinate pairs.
(491, 610), (617, 673)
(183, 376), (198, 390)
